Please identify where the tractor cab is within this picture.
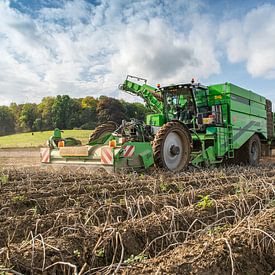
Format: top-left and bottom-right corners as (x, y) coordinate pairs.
(159, 83), (211, 129)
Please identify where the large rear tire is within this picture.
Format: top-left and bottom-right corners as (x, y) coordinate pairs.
(89, 121), (117, 143)
(246, 134), (261, 166)
(153, 121), (191, 171)
(234, 134), (261, 166)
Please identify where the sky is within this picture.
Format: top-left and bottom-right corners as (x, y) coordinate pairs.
(0, 0), (275, 106)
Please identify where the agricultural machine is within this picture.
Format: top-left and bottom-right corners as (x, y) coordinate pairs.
(41, 75), (275, 172)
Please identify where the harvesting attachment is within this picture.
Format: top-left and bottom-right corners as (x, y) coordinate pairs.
(41, 119), (156, 172)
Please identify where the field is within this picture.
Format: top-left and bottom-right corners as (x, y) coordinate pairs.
(0, 149), (274, 274)
(0, 130), (91, 148)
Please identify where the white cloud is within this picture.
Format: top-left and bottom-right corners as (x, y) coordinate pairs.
(111, 14), (220, 87)
(219, 4), (275, 79)
(0, 0), (221, 105)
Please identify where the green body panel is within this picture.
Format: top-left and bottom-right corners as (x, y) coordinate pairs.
(45, 140), (154, 172)
(208, 82), (268, 151)
(89, 133), (113, 146)
(215, 127), (229, 157)
(146, 114), (165, 126)
(114, 142), (154, 171)
(53, 128), (62, 138)
(122, 80), (163, 113)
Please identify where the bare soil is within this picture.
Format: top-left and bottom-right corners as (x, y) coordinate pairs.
(0, 148), (40, 167)
(0, 149), (274, 274)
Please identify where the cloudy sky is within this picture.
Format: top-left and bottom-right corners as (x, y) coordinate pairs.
(0, 0), (275, 105)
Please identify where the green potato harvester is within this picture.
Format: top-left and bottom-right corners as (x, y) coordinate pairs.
(41, 75), (275, 172)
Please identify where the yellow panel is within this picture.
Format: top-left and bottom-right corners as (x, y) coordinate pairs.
(59, 146), (89, 157)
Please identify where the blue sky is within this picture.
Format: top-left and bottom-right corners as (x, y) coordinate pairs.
(0, 0), (275, 105)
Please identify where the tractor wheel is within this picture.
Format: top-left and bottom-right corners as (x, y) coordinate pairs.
(153, 121), (191, 171)
(246, 134), (261, 166)
(234, 134), (261, 166)
(89, 121), (117, 143)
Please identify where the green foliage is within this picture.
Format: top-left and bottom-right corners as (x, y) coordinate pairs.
(139, 173), (145, 179)
(9, 103), (23, 132)
(0, 106), (15, 136)
(197, 195), (213, 209)
(104, 198), (113, 205)
(124, 254), (148, 265)
(0, 94), (150, 138)
(159, 182), (168, 192)
(122, 100), (150, 121)
(119, 198), (126, 206)
(0, 175), (9, 185)
(73, 249), (81, 258)
(38, 97), (55, 130)
(95, 248), (105, 257)
(80, 122), (97, 130)
(267, 199), (275, 208)
(19, 103), (38, 131)
(31, 205), (39, 216)
(81, 96), (98, 109)
(33, 118), (42, 132)
(177, 183), (184, 193)
(80, 108), (97, 129)
(207, 225), (228, 235)
(52, 95), (81, 129)
(12, 194), (26, 203)
(0, 265), (13, 275)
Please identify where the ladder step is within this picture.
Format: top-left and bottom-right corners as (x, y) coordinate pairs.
(227, 125), (234, 158)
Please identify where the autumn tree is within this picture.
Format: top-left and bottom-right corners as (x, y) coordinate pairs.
(96, 97), (126, 124)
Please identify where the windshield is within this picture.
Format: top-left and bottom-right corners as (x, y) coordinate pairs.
(162, 86), (196, 122)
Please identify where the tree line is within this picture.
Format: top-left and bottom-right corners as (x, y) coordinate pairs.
(0, 95), (150, 136)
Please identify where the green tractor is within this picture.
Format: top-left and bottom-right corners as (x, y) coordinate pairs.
(41, 75), (275, 172)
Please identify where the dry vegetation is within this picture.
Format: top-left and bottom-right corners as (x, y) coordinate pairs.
(0, 163), (274, 275)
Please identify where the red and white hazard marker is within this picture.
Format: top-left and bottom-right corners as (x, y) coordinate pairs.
(101, 147), (113, 164)
(40, 148), (50, 163)
(123, 145), (135, 157)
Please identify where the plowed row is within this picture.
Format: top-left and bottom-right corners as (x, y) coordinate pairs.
(0, 165), (274, 275)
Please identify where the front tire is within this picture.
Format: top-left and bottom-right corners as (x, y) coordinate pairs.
(152, 121), (191, 171)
